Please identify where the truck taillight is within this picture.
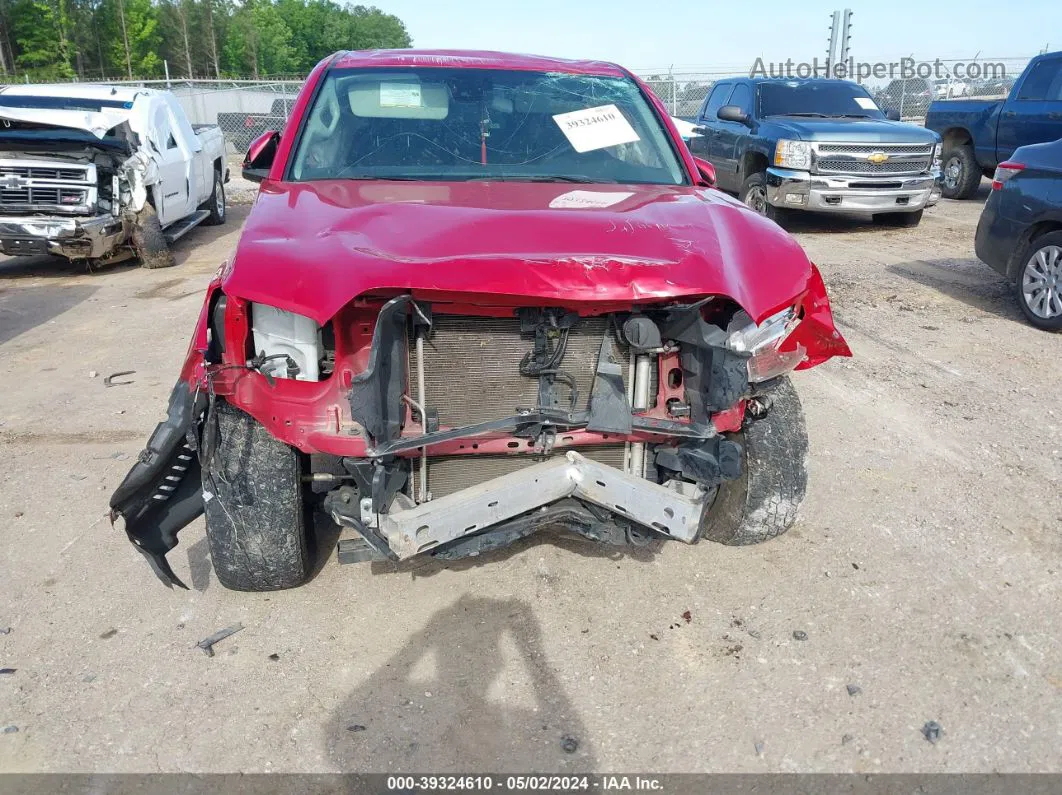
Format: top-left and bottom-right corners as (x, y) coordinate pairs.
(991, 162), (1024, 190)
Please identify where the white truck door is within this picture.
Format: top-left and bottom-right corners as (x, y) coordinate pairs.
(149, 99), (194, 226)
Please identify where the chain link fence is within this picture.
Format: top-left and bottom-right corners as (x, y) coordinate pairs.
(1, 56), (1039, 155)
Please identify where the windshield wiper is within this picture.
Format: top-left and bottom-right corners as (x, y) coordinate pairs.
(334, 174), (422, 181)
(511, 175), (616, 184)
(771, 112), (831, 117)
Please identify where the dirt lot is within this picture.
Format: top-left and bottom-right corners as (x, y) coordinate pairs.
(0, 185), (1059, 774)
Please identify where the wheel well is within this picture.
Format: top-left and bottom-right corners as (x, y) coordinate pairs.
(1007, 221), (1062, 278)
(741, 151), (769, 182)
(213, 157), (223, 175)
(941, 127), (973, 151)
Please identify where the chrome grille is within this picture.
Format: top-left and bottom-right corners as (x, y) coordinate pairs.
(0, 165), (88, 181)
(0, 187), (88, 207)
(415, 445), (627, 499)
(0, 158), (95, 212)
(814, 142), (933, 176)
(817, 159), (930, 175)
(816, 143), (934, 154)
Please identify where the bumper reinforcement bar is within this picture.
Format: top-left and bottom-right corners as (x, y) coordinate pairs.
(330, 451), (707, 560)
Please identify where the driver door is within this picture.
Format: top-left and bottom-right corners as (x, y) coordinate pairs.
(150, 103), (194, 226)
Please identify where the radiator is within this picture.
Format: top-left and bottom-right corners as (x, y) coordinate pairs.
(408, 313), (642, 498)
(411, 314), (627, 427)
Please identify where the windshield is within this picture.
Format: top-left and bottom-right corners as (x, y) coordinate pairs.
(289, 67), (687, 185)
(758, 81), (884, 119)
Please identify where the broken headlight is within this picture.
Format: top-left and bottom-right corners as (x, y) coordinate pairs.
(726, 307), (806, 383)
(250, 303), (324, 381)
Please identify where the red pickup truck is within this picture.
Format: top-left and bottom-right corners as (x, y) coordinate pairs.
(110, 50), (850, 591)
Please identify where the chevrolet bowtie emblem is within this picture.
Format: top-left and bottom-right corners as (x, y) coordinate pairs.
(0, 174), (27, 190)
(867, 152), (889, 164)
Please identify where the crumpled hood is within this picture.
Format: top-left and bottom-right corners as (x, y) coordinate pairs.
(225, 180), (831, 327)
(0, 105), (133, 140)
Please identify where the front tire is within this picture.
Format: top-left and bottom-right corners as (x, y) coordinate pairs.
(203, 401), (310, 591)
(940, 144), (981, 199)
(740, 171), (789, 225)
(132, 204), (176, 269)
(1014, 232), (1062, 332)
(700, 378), (808, 545)
(873, 209), (923, 227)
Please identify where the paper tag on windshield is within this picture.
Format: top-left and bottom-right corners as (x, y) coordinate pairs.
(552, 104), (640, 153)
(549, 190), (635, 209)
(854, 97), (879, 111)
(379, 82), (422, 108)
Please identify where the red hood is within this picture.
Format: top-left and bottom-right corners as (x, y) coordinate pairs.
(225, 180), (827, 327)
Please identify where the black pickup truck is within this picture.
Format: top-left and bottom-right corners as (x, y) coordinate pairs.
(685, 77), (941, 226)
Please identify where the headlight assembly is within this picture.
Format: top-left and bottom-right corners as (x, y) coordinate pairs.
(774, 139), (812, 171)
(250, 303), (323, 381)
(727, 307), (806, 383)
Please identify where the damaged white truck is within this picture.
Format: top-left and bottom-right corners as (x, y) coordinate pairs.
(0, 84), (228, 268)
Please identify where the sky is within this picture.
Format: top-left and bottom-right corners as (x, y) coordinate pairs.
(376, 0), (1058, 75)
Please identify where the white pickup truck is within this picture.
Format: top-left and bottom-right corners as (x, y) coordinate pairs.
(0, 84), (228, 268)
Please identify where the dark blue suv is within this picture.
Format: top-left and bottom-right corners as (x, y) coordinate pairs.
(975, 137), (1062, 330)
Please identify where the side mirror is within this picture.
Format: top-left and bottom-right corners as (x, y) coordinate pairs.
(886, 109), (901, 121)
(693, 156), (716, 187)
(717, 105), (749, 125)
(242, 130), (280, 183)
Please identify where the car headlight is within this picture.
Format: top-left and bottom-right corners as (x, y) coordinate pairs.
(250, 303), (323, 381)
(774, 139), (812, 170)
(727, 307), (806, 383)
(932, 142), (942, 165)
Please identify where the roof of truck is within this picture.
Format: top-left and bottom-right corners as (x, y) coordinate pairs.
(329, 49), (629, 77)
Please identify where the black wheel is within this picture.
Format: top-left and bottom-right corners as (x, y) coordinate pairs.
(132, 204), (176, 269)
(199, 167), (226, 226)
(700, 378), (808, 545)
(203, 401), (310, 591)
(739, 171), (789, 225)
(872, 209), (923, 227)
(940, 144), (981, 199)
(1013, 231), (1062, 332)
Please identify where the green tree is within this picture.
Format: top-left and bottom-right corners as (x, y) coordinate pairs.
(99, 0), (161, 78)
(223, 0), (294, 78)
(1, 0), (410, 80)
(10, 0), (75, 78)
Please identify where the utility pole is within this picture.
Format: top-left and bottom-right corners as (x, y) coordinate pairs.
(825, 10), (840, 77)
(839, 9), (853, 68)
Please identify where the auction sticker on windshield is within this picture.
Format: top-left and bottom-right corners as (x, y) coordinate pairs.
(854, 97), (879, 111)
(379, 82), (422, 108)
(552, 104), (640, 153)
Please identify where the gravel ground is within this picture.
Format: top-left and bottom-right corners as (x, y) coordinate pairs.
(0, 184), (1059, 773)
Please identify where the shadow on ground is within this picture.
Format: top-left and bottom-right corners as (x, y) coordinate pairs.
(886, 257), (1026, 325)
(325, 595), (594, 771)
(0, 283), (98, 345)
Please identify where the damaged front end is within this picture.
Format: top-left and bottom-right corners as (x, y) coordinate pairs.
(0, 120), (150, 262)
(110, 267), (848, 587)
